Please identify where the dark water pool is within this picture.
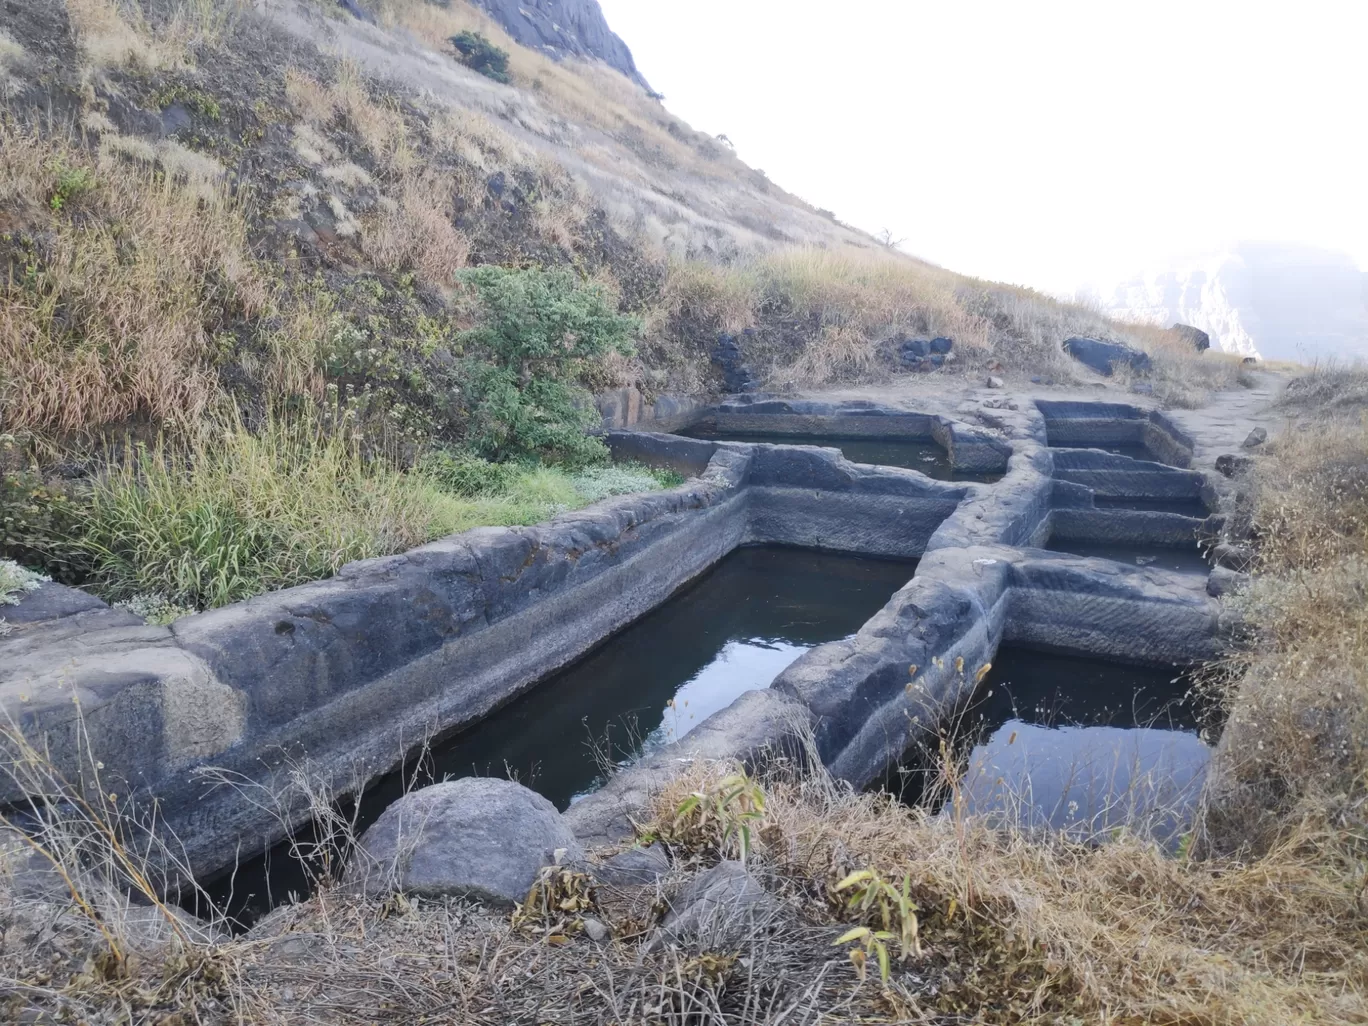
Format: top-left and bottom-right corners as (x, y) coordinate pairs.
(679, 428), (1002, 482)
(1046, 538), (1210, 575)
(202, 546), (913, 923)
(890, 647), (1208, 844)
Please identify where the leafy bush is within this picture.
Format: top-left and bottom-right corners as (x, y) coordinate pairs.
(0, 459), (85, 583)
(457, 267), (638, 467)
(0, 558), (48, 605)
(417, 448), (519, 497)
(449, 31), (511, 84)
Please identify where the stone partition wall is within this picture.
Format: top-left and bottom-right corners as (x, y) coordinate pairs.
(1, 434), (971, 879)
(2, 395), (1229, 877)
(567, 395), (1226, 847)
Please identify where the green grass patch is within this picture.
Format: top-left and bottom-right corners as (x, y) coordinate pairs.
(71, 422), (681, 613)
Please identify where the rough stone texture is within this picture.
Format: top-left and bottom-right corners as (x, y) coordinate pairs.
(1242, 427), (1268, 448)
(596, 388), (706, 434)
(591, 843), (670, 887)
(346, 778), (582, 904)
(1207, 566), (1249, 597)
(1215, 453), (1254, 478)
(4, 387), (1245, 884)
(711, 332), (760, 393)
(655, 861), (776, 950)
(1062, 336), (1153, 376)
(468, 0), (649, 89)
(1172, 323), (1212, 352)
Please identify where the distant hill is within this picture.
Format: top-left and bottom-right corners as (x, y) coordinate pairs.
(1099, 243), (1368, 362)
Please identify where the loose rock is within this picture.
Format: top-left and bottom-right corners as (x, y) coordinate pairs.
(1242, 427), (1268, 448)
(1171, 323), (1211, 352)
(593, 843), (670, 887)
(346, 778), (583, 905)
(986, 375), (1004, 389)
(655, 861), (776, 949)
(1062, 336), (1153, 376)
(1215, 453), (1254, 478)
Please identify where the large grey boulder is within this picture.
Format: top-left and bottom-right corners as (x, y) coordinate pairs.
(347, 778), (583, 905)
(1062, 336), (1153, 376)
(1171, 323), (1211, 352)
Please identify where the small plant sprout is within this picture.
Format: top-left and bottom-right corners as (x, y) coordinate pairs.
(832, 869), (921, 984)
(664, 768), (767, 863)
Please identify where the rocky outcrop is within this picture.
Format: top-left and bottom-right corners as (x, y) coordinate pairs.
(1062, 336), (1153, 377)
(469, 0), (650, 89)
(346, 778), (583, 903)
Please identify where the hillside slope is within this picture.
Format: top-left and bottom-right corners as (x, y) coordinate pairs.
(0, 0), (1242, 610)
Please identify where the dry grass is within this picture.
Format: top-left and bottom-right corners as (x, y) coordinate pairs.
(0, 123), (318, 439)
(1200, 410), (1368, 856)
(360, 171), (470, 284)
(1275, 362), (1368, 414)
(5, 741), (1364, 1025)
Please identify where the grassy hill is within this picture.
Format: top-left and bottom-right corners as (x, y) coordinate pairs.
(0, 0), (1243, 609)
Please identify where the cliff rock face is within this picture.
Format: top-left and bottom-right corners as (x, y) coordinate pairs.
(470, 0), (649, 88)
(1103, 243), (1368, 362)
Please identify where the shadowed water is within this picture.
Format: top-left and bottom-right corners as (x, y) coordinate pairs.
(923, 648), (1208, 845)
(203, 546), (913, 924)
(678, 427), (1002, 482)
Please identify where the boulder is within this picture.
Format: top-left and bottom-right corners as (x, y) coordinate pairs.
(711, 332), (760, 394)
(1171, 323), (1211, 352)
(592, 843), (670, 887)
(1215, 453), (1254, 478)
(655, 861), (776, 949)
(1062, 336), (1153, 376)
(986, 375), (1004, 389)
(1212, 542), (1254, 573)
(1242, 427), (1268, 449)
(895, 335), (952, 373)
(346, 778), (583, 905)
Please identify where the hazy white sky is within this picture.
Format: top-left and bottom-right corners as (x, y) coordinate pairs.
(597, 0), (1367, 294)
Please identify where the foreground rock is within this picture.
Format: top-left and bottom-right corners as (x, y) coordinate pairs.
(655, 861), (777, 949)
(1062, 336), (1153, 376)
(346, 778), (583, 905)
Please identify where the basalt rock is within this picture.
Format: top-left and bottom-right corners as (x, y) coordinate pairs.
(1062, 336), (1153, 376)
(1215, 453), (1254, 478)
(712, 331), (761, 393)
(346, 778), (583, 905)
(1241, 427), (1268, 448)
(1172, 323), (1211, 352)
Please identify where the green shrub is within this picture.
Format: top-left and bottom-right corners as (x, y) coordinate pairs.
(457, 267), (638, 467)
(569, 464), (684, 503)
(0, 460), (86, 583)
(449, 31), (511, 84)
(417, 448), (519, 497)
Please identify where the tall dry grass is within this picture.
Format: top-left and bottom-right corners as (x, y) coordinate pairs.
(0, 123), (317, 439)
(1200, 405), (1368, 856)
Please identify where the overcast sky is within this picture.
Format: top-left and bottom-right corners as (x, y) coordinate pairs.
(597, 0), (1367, 295)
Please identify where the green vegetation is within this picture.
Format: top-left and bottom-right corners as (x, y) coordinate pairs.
(63, 421), (678, 613)
(458, 266), (639, 467)
(448, 31), (511, 83)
